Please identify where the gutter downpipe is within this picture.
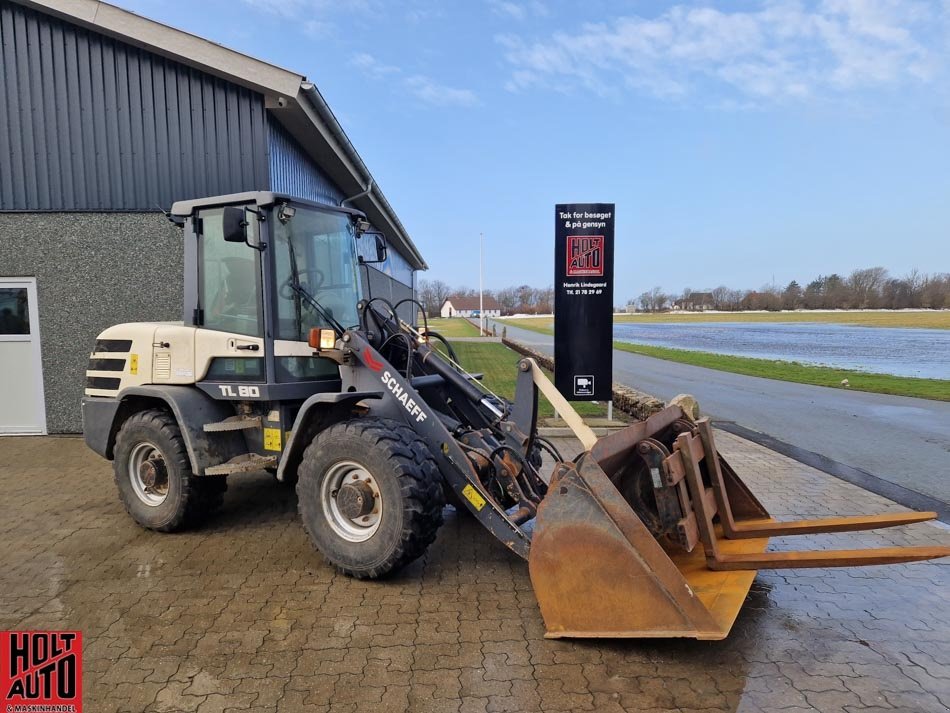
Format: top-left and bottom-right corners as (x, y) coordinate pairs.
(341, 177), (374, 208)
(299, 81), (427, 269)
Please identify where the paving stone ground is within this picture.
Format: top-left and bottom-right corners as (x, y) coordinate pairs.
(1, 431), (948, 713)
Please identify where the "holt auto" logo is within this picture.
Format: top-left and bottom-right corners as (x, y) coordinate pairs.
(566, 236), (604, 277)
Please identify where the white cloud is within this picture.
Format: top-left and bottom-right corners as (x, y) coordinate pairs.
(241, 0), (379, 19)
(352, 54), (479, 108)
(303, 20), (333, 38)
(498, 0), (945, 102)
(405, 75), (479, 107)
(351, 53), (401, 78)
(241, 0), (309, 18)
(489, 0), (548, 21)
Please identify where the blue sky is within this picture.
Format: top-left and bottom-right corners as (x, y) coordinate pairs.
(118, 0), (949, 302)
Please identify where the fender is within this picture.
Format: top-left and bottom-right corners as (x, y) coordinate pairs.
(82, 385), (246, 475)
(275, 391), (383, 482)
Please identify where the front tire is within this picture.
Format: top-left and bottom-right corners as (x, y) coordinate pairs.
(297, 418), (444, 578)
(113, 409), (223, 532)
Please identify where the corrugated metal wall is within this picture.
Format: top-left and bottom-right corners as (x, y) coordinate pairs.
(268, 118), (344, 206)
(0, 1), (269, 211)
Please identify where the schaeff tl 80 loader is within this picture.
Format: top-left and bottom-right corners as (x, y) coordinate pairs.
(82, 193), (949, 640)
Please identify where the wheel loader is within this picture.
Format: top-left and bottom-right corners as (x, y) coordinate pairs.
(82, 192), (949, 640)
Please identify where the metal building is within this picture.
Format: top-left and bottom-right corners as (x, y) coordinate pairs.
(0, 0), (426, 434)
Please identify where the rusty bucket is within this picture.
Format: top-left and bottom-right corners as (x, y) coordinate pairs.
(528, 406), (949, 640)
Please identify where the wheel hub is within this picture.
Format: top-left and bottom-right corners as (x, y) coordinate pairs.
(139, 458), (167, 491)
(336, 480), (376, 520)
(321, 461), (383, 542)
(129, 442), (170, 506)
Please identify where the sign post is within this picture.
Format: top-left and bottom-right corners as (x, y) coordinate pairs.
(554, 203), (615, 402)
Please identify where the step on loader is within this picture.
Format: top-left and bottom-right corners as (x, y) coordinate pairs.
(82, 192), (950, 640)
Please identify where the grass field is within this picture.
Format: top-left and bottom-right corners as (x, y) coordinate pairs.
(504, 309), (950, 331)
(446, 341), (611, 419)
(423, 317), (481, 338)
(498, 317), (950, 401)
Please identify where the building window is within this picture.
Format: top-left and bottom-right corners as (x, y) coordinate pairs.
(0, 288), (30, 335)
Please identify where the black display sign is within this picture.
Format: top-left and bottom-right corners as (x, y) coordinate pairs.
(554, 203), (615, 401)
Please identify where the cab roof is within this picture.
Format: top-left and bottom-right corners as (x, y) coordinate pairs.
(170, 192), (367, 219)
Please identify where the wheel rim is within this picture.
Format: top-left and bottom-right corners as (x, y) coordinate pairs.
(128, 441), (170, 506)
(321, 460), (382, 542)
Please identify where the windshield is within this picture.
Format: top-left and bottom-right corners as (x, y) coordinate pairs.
(274, 205), (363, 341)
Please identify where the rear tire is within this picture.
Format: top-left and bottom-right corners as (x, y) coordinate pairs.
(113, 409), (223, 532)
(297, 418), (444, 578)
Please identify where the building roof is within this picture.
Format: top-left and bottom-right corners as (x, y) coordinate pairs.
(443, 295), (501, 311)
(15, 0), (425, 270)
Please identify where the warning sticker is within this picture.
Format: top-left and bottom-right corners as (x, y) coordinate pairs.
(461, 484), (487, 511)
(263, 428), (282, 452)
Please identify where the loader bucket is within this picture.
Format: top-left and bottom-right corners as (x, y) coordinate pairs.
(528, 405), (950, 640)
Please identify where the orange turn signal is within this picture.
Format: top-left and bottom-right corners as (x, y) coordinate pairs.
(308, 328), (336, 350)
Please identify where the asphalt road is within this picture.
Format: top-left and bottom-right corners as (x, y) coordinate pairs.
(492, 320), (950, 506)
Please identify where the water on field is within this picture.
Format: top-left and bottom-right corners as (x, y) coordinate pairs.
(612, 322), (950, 380)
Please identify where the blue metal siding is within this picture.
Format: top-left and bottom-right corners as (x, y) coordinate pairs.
(267, 119), (416, 289)
(0, 1), (269, 211)
(268, 118), (344, 206)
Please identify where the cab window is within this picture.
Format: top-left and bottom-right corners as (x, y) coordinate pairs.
(199, 208), (264, 337)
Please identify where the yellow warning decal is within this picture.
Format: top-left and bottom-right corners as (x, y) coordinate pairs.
(461, 484), (486, 511)
(129, 354), (139, 375)
(263, 428), (282, 451)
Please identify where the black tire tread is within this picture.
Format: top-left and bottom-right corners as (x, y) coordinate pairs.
(113, 409), (225, 531)
(298, 418), (444, 579)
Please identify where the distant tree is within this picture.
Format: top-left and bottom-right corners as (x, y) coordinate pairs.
(824, 274), (847, 309)
(535, 287), (554, 314)
(638, 286), (669, 312)
(418, 279), (451, 317)
(711, 285), (731, 310)
(803, 276), (825, 309)
(847, 267), (889, 308)
(882, 278), (913, 309)
(782, 280), (803, 310)
(516, 284), (536, 313)
(496, 286), (519, 315)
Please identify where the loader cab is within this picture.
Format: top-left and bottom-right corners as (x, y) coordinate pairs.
(173, 192), (377, 401)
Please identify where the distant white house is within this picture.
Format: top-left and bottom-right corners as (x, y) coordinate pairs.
(440, 295), (502, 318)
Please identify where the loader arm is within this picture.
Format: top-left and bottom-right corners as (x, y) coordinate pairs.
(339, 328), (535, 558)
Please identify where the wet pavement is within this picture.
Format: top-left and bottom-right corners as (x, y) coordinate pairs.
(1, 433), (949, 713)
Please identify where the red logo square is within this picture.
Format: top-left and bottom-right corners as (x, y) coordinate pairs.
(1, 631), (82, 712)
(566, 236), (604, 277)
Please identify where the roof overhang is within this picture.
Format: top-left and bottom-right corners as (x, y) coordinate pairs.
(14, 0), (427, 270)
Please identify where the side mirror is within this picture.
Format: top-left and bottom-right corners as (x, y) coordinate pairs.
(222, 206), (247, 243)
(357, 230), (388, 264)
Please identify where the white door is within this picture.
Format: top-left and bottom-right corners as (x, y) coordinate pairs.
(0, 278), (46, 434)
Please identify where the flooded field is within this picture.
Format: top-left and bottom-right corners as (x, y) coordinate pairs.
(613, 322), (950, 379)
